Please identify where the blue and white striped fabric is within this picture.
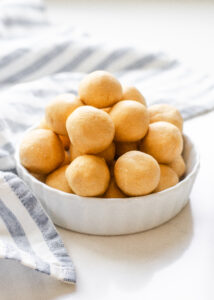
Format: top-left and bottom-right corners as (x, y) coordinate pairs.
(0, 171), (76, 284)
(0, 0), (213, 284)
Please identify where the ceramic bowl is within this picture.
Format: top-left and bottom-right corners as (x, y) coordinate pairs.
(16, 132), (199, 235)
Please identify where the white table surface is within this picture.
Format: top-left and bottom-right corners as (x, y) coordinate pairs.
(1, 1), (214, 299)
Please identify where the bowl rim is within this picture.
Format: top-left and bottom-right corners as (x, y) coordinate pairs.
(15, 129), (200, 202)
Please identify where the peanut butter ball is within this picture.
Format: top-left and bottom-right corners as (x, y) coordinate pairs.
(110, 100), (149, 142)
(46, 165), (72, 193)
(78, 71), (122, 108)
(114, 151), (160, 196)
(66, 155), (110, 197)
(122, 86), (147, 106)
(69, 143), (83, 161)
(140, 121), (183, 164)
(66, 106), (115, 154)
(148, 104), (183, 132)
(104, 177), (126, 198)
(154, 164), (179, 192)
(101, 107), (112, 113)
(97, 142), (115, 164)
(115, 141), (138, 157)
(168, 155), (186, 178)
(109, 160), (116, 177)
(45, 93), (83, 135)
(61, 151), (70, 166)
(37, 118), (50, 130)
(59, 135), (70, 150)
(30, 172), (46, 182)
(20, 129), (64, 174)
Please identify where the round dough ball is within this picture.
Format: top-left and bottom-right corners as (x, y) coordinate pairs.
(36, 118), (50, 130)
(46, 165), (72, 193)
(20, 129), (64, 174)
(66, 155), (110, 197)
(140, 121), (183, 164)
(168, 155), (186, 178)
(69, 143), (83, 161)
(114, 151), (160, 196)
(78, 71), (122, 108)
(104, 178), (126, 198)
(59, 135), (70, 150)
(109, 160), (116, 177)
(115, 141), (138, 157)
(110, 100), (149, 142)
(30, 172), (46, 182)
(154, 164), (179, 192)
(66, 106), (115, 154)
(101, 107), (112, 113)
(122, 86), (147, 106)
(148, 104), (183, 132)
(61, 151), (70, 167)
(97, 142), (115, 164)
(45, 93), (83, 135)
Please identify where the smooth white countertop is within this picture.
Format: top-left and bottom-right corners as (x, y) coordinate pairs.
(1, 1), (214, 299)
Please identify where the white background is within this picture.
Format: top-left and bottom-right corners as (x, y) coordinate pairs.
(1, 1), (214, 299)
(44, 0), (214, 74)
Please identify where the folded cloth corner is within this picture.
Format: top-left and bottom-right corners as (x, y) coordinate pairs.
(0, 170), (76, 284)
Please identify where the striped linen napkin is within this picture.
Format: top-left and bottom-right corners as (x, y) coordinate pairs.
(0, 0), (213, 284)
(0, 170), (76, 284)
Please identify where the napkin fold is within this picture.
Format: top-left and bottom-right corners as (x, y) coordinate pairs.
(0, 170), (76, 284)
(0, 0), (214, 285)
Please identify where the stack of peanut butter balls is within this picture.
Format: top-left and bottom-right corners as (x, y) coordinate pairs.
(19, 71), (186, 198)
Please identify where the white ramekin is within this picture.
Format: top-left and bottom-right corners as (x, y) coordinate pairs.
(16, 133), (199, 236)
